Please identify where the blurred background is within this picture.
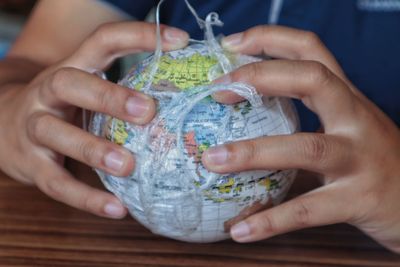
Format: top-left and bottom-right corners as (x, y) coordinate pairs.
(0, 0), (136, 81)
(0, 0), (36, 59)
(0, 0), (155, 81)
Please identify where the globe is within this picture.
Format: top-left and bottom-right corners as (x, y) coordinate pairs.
(90, 43), (299, 242)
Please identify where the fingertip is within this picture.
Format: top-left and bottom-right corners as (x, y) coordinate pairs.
(201, 151), (212, 170)
(126, 92), (157, 125)
(103, 146), (135, 177)
(202, 146), (228, 165)
(212, 91), (245, 104)
(201, 145), (230, 173)
(163, 27), (189, 50)
(230, 220), (255, 243)
(142, 96), (157, 123)
(118, 149), (136, 177)
(221, 33), (244, 52)
(104, 199), (128, 219)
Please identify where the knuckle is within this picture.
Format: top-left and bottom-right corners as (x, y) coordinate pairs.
(302, 31), (323, 50)
(350, 185), (383, 225)
(306, 61), (332, 87)
(91, 23), (114, 46)
(253, 25), (270, 40)
(234, 62), (264, 83)
(96, 85), (120, 114)
(292, 199), (312, 227)
(229, 140), (257, 166)
(244, 140), (259, 162)
(229, 69), (243, 83)
(362, 190), (382, 216)
(39, 178), (65, 202)
(77, 140), (100, 166)
(301, 134), (331, 164)
(90, 22), (142, 57)
(253, 213), (277, 235)
(81, 194), (97, 214)
(27, 113), (52, 143)
(130, 25), (147, 43)
(249, 62), (264, 81)
(49, 67), (75, 98)
(368, 192), (383, 211)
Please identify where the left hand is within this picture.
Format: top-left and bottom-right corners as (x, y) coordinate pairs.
(201, 25), (400, 253)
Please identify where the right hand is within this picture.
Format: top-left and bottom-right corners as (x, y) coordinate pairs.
(0, 22), (188, 218)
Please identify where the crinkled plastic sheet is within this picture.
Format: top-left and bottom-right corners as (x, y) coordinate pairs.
(135, 82), (264, 235)
(90, 80), (267, 237)
(90, 0), (299, 240)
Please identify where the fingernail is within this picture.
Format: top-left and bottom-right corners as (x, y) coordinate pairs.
(212, 74), (231, 84)
(204, 145), (229, 165)
(222, 33), (243, 50)
(164, 27), (188, 44)
(231, 221), (251, 240)
(125, 96), (150, 118)
(104, 202), (126, 218)
(104, 151), (124, 171)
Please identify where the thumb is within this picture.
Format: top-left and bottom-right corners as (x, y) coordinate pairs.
(229, 183), (353, 242)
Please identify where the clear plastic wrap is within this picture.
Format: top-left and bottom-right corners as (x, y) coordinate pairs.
(90, 0), (299, 242)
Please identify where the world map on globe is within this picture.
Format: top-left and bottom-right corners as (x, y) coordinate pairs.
(90, 43), (299, 242)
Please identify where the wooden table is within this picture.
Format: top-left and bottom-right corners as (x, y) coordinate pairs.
(1, 161), (399, 267)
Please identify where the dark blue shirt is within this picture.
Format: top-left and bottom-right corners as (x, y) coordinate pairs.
(104, 0), (400, 131)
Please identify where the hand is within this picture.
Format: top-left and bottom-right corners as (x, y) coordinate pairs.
(202, 25), (400, 253)
(0, 22), (188, 218)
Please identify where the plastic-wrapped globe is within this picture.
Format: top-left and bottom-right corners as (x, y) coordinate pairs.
(90, 43), (299, 242)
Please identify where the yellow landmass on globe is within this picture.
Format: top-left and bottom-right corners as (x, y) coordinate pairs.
(106, 54), (217, 146)
(105, 118), (128, 145)
(135, 52), (218, 90)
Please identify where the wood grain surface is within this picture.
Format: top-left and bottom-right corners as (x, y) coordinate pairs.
(1, 160), (399, 267)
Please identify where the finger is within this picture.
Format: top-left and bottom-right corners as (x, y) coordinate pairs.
(213, 60), (359, 129)
(67, 22), (189, 71)
(35, 160), (127, 219)
(28, 112), (134, 177)
(230, 184), (353, 242)
(221, 25), (347, 81)
(220, 25), (377, 107)
(202, 133), (354, 176)
(42, 67), (155, 125)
